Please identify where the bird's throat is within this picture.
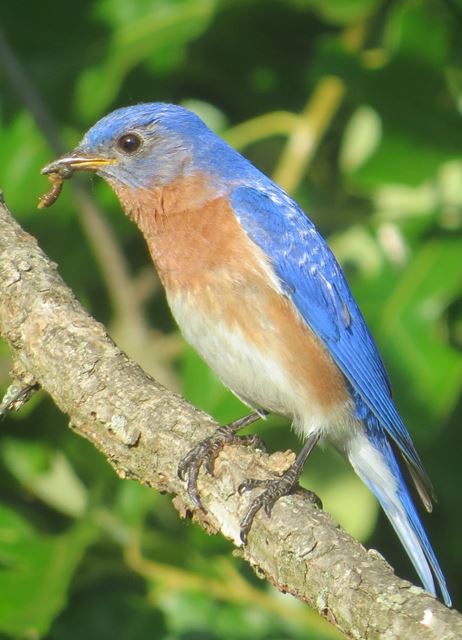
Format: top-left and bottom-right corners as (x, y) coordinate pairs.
(109, 174), (238, 290)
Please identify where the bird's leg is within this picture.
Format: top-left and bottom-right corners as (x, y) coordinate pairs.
(239, 432), (321, 543)
(178, 410), (267, 509)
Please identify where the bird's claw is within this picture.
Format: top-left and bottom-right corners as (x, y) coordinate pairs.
(178, 421), (262, 509)
(238, 471), (322, 544)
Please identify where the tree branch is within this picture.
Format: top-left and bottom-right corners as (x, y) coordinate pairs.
(0, 197), (460, 639)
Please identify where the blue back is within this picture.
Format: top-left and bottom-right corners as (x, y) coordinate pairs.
(229, 183), (432, 496)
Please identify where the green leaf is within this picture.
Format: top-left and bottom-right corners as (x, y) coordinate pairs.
(1, 439), (88, 518)
(0, 505), (95, 637)
(74, 0), (217, 120)
(384, 1), (451, 68)
(290, 0), (379, 25)
(51, 575), (166, 640)
(350, 59), (462, 187)
(0, 112), (51, 216)
(339, 105), (382, 174)
(157, 588), (337, 640)
(352, 236), (462, 435)
(377, 237), (462, 427)
(114, 480), (156, 528)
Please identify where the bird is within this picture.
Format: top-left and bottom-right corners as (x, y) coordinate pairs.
(40, 102), (451, 606)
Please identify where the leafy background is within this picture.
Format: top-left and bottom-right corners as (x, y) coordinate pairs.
(0, 0), (461, 637)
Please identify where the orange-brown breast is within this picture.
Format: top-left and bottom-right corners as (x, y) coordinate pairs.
(111, 172), (349, 411)
(112, 174), (264, 290)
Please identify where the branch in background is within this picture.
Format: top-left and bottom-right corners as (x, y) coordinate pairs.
(0, 198), (461, 639)
(272, 22), (367, 194)
(225, 111), (300, 150)
(272, 76), (345, 194)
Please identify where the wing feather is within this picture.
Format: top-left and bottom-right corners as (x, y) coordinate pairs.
(230, 185), (434, 507)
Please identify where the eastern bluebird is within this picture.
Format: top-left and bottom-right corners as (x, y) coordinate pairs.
(40, 103), (451, 606)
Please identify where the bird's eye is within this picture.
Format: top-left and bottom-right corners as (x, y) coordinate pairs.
(117, 133), (142, 154)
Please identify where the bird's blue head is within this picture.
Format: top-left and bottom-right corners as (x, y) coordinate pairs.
(44, 103), (247, 190)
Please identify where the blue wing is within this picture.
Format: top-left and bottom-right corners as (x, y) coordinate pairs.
(230, 185), (434, 506)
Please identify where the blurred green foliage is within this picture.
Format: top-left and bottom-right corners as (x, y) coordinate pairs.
(0, 0), (461, 637)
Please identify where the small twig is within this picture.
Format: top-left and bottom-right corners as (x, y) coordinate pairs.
(272, 76), (345, 194)
(225, 111), (300, 150)
(123, 535), (337, 635)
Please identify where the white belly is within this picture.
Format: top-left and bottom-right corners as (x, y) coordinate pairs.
(167, 289), (354, 441)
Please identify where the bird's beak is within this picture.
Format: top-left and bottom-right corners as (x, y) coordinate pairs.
(41, 152), (116, 176)
(38, 152), (117, 209)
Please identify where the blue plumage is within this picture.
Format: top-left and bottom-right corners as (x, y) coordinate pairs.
(363, 419), (451, 606)
(80, 103), (254, 188)
(230, 185), (430, 486)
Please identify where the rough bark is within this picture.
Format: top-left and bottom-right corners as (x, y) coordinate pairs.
(0, 196), (460, 639)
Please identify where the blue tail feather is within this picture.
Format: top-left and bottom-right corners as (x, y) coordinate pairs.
(347, 425), (451, 607)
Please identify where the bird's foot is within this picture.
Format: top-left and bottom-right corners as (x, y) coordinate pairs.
(178, 412), (265, 509)
(238, 471), (322, 543)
